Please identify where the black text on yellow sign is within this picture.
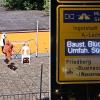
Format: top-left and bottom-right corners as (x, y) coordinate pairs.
(56, 5), (100, 84)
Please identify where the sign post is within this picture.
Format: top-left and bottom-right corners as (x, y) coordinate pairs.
(57, 5), (100, 84)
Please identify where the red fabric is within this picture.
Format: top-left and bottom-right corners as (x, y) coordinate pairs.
(3, 41), (13, 59)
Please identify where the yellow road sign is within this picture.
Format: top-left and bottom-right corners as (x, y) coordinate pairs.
(57, 5), (100, 84)
(57, 0), (100, 3)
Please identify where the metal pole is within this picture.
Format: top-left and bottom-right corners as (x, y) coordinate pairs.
(40, 63), (43, 100)
(36, 20), (38, 57)
(86, 84), (90, 100)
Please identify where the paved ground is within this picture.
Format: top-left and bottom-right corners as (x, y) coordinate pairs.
(0, 7), (50, 99)
(0, 56), (49, 98)
(0, 7), (49, 31)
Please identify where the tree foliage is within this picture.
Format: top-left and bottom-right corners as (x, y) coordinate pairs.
(4, 0), (48, 10)
(44, 0), (49, 11)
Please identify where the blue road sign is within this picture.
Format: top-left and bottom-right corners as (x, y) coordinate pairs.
(65, 39), (100, 56)
(64, 10), (100, 23)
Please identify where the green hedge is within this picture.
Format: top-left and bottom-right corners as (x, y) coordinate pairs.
(4, 0), (48, 10)
(44, 0), (49, 11)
